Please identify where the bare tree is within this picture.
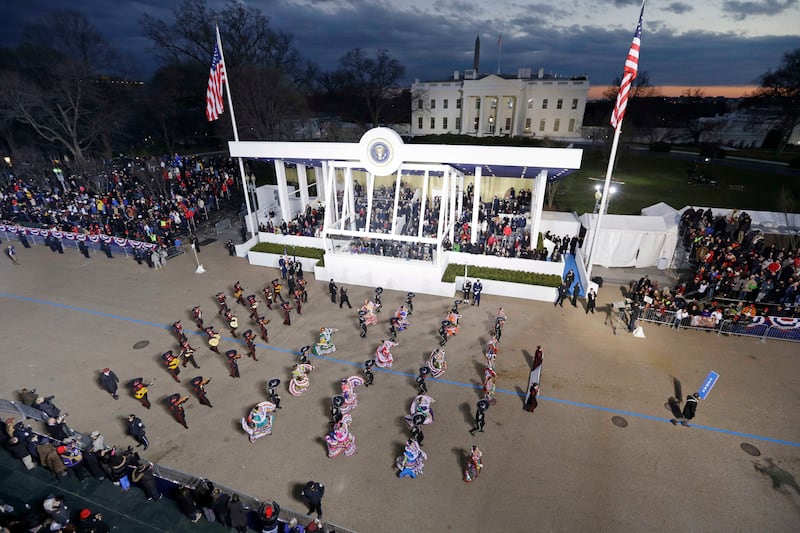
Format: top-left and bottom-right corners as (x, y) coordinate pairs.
(2, 11), (123, 167)
(602, 71), (660, 100)
(749, 48), (800, 155)
(338, 48), (406, 127)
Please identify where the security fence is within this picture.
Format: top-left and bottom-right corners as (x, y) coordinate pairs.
(636, 307), (800, 343)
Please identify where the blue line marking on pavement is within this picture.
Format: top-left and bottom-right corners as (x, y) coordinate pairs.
(3, 291), (799, 449)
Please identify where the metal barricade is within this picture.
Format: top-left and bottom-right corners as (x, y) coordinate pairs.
(638, 307), (676, 327)
(764, 324), (800, 343)
(717, 319), (769, 340)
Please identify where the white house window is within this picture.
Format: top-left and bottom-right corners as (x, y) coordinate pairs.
(554, 118), (560, 132)
(525, 118), (531, 130)
(456, 98), (462, 109)
(443, 99), (449, 109)
(418, 116), (423, 129)
(539, 119), (546, 131)
(505, 117), (512, 130)
(443, 117), (448, 129)
(568, 118), (575, 132)
(542, 99), (548, 109)
(455, 117), (462, 130)
(557, 99), (563, 110)
(571, 98), (578, 110)
(430, 117), (436, 129)
(527, 99), (534, 109)
(431, 99), (436, 109)
(417, 99), (423, 110)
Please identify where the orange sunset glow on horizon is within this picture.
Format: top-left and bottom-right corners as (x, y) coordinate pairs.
(588, 85), (759, 100)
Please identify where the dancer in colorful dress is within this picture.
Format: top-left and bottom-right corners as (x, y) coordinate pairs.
(463, 445), (483, 482)
(340, 375), (365, 414)
(374, 339), (398, 368)
(325, 414), (357, 457)
(312, 328), (338, 356)
(485, 334), (499, 365)
(241, 401), (276, 443)
(359, 300), (378, 326)
(394, 306), (410, 331)
(289, 363), (314, 396)
(427, 348), (447, 378)
(405, 394), (435, 427)
(483, 364), (497, 405)
(396, 439), (427, 478)
(494, 307), (507, 340)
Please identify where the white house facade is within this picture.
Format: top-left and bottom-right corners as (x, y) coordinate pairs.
(410, 68), (589, 141)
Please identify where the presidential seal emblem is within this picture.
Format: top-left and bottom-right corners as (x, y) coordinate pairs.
(359, 127), (404, 176)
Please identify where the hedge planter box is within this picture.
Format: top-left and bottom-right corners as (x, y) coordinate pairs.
(454, 276), (558, 303)
(247, 251), (320, 272)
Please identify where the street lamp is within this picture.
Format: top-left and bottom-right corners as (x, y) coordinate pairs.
(593, 184), (617, 214)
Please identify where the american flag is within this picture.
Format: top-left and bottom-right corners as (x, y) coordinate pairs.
(206, 41), (226, 121)
(610, 3), (644, 129)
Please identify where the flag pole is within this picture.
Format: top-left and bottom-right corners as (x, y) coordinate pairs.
(496, 34), (502, 75)
(585, 0), (644, 283)
(215, 24), (256, 239)
(585, 119), (623, 282)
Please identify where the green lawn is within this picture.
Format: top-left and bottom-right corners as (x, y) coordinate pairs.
(553, 149), (800, 214)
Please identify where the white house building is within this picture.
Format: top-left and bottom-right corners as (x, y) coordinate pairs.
(410, 68), (590, 141)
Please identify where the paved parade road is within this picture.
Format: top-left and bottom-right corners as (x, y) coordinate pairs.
(1, 242), (798, 532)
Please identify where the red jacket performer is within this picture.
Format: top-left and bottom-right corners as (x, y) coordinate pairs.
(167, 393), (189, 429)
(190, 376), (213, 407)
(256, 317), (270, 343)
(204, 327), (221, 354)
(243, 329), (257, 360)
(131, 377), (154, 409)
(224, 310), (239, 337)
(192, 306), (204, 329)
(162, 350), (181, 383)
(226, 350), (243, 378)
(233, 281), (246, 307)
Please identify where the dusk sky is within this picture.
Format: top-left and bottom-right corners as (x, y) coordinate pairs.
(4, 0), (799, 98)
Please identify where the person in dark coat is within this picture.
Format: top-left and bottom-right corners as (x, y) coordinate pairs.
(328, 279), (338, 303)
(525, 383), (540, 413)
(227, 494), (248, 533)
(99, 368), (120, 399)
(211, 488), (231, 526)
(131, 463), (161, 501)
(301, 480), (325, 519)
(671, 393), (700, 426)
(82, 449), (106, 480)
(555, 283), (569, 307)
(586, 288), (597, 314)
(176, 486), (201, 522)
(259, 501), (281, 533)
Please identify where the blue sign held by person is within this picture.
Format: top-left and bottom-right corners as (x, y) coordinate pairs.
(698, 371), (719, 400)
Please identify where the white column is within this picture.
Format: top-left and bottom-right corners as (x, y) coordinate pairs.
(418, 170), (429, 238)
(436, 169), (449, 240)
(274, 160), (291, 224)
(448, 167), (457, 242)
(330, 162), (340, 226)
(456, 172), (464, 218)
(343, 167), (355, 230)
(314, 166), (325, 201)
(390, 168), (402, 235)
(297, 165), (309, 211)
(529, 170), (548, 251)
(365, 172), (375, 233)
(470, 166), (482, 243)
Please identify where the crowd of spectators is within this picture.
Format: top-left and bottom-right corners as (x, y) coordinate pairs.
(1, 390), (296, 532)
(626, 207), (800, 328)
(1, 154), (240, 248)
(259, 204), (325, 238)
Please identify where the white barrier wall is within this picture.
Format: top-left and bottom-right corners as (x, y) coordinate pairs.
(455, 276), (558, 302)
(247, 251), (321, 272)
(257, 232), (325, 249)
(446, 251), (563, 276)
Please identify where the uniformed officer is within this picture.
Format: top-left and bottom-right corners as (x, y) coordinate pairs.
(328, 279), (338, 303)
(127, 414), (150, 449)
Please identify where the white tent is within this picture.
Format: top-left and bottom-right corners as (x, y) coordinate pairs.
(580, 213), (679, 269)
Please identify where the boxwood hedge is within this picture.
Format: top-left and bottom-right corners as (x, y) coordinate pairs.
(442, 263), (563, 287)
(250, 243), (325, 266)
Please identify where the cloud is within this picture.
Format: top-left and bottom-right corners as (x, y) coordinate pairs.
(662, 2), (694, 14)
(723, 0), (799, 20)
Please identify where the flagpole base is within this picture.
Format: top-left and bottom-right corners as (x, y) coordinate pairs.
(195, 264), (207, 274)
